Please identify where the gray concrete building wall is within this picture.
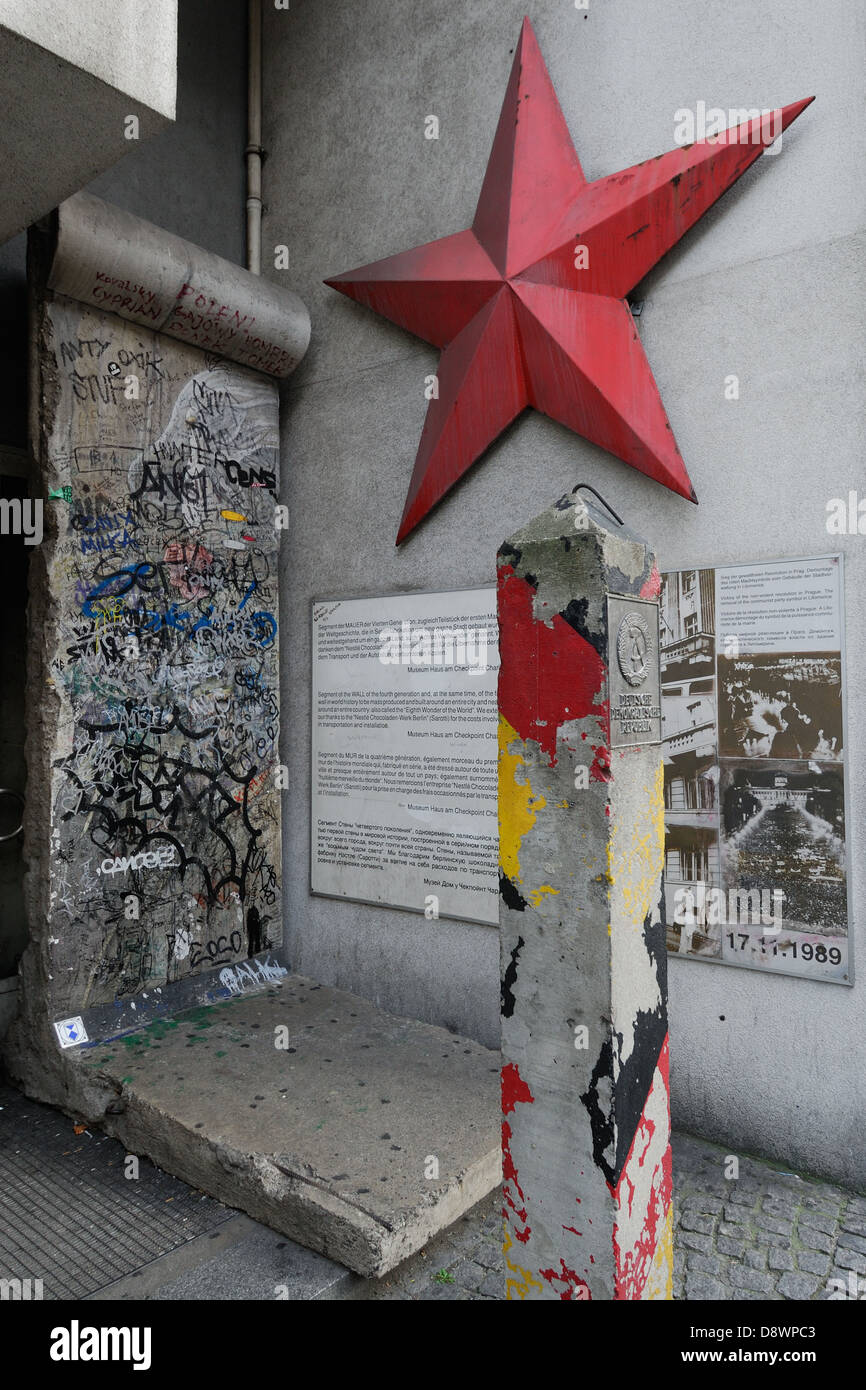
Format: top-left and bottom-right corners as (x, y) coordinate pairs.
(86, 0), (246, 266)
(0, 0), (177, 243)
(0, 0), (177, 116)
(262, 0), (866, 1186)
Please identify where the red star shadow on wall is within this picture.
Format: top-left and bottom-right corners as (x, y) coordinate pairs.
(326, 17), (813, 544)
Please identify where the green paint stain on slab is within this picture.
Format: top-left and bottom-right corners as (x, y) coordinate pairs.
(179, 1007), (216, 1028)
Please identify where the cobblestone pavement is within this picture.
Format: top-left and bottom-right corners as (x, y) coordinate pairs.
(345, 1130), (866, 1300)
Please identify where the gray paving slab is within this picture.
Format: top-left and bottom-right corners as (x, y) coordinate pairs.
(145, 1220), (356, 1301)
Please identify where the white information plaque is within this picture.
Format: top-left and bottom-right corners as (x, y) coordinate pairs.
(311, 588), (499, 924)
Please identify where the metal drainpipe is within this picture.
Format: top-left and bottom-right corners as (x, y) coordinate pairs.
(246, 0), (263, 275)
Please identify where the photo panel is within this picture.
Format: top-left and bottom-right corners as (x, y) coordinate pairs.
(718, 760), (848, 981)
(660, 556), (850, 983)
(660, 568), (721, 959)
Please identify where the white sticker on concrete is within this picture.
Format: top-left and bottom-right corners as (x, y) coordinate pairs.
(54, 1016), (88, 1048)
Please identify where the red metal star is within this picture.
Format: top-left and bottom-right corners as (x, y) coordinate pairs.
(326, 18), (813, 544)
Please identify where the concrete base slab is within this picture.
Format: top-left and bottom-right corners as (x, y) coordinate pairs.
(72, 976), (501, 1277)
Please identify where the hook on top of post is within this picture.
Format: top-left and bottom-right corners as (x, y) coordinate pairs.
(571, 484), (624, 528)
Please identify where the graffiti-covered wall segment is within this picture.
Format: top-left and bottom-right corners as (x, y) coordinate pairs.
(28, 284), (284, 1036)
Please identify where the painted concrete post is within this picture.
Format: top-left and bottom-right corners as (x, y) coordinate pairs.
(498, 488), (672, 1300)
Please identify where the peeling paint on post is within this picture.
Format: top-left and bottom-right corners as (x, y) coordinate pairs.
(498, 488), (672, 1300)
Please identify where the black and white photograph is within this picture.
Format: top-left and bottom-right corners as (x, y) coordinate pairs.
(718, 652), (843, 762)
(660, 569), (721, 959)
(659, 568), (716, 688)
(719, 761), (847, 942)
